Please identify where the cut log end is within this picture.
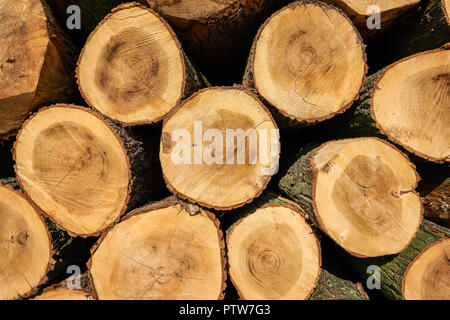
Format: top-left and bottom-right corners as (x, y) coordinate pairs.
(89, 199), (226, 300)
(0, 185), (51, 300)
(145, 0), (237, 21)
(160, 87), (279, 210)
(312, 138), (422, 257)
(403, 238), (450, 300)
(371, 47), (450, 163)
(248, 1), (366, 123)
(280, 137), (423, 257)
(14, 105), (131, 236)
(77, 3), (185, 125)
(227, 203), (320, 300)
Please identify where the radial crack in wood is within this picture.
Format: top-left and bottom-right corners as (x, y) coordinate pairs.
(244, 1), (367, 125)
(89, 198), (226, 300)
(160, 87), (279, 210)
(279, 137), (423, 257)
(227, 200), (321, 299)
(14, 105), (131, 236)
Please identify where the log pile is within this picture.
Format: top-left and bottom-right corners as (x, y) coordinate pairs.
(0, 0), (448, 300)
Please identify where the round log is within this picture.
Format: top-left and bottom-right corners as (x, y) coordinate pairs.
(160, 87), (279, 210)
(371, 47), (449, 163)
(337, 46), (449, 163)
(279, 137), (423, 258)
(88, 197), (226, 300)
(226, 197), (321, 299)
(14, 104), (163, 236)
(243, 1), (367, 126)
(76, 3), (203, 126)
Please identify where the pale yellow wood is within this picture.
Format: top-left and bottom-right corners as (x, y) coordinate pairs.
(33, 287), (92, 300)
(227, 205), (321, 300)
(14, 105), (130, 235)
(403, 239), (450, 300)
(160, 88), (279, 209)
(77, 4), (184, 125)
(372, 49), (450, 162)
(252, 2), (366, 122)
(90, 204), (224, 300)
(0, 186), (51, 300)
(312, 138), (422, 257)
(0, 0), (48, 136)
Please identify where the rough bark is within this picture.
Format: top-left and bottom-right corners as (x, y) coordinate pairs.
(105, 121), (169, 211)
(277, 147), (317, 225)
(278, 137), (422, 258)
(310, 269), (369, 300)
(225, 194), (321, 300)
(337, 71), (384, 139)
(88, 196), (227, 300)
(367, 0), (450, 71)
(341, 219), (449, 300)
(337, 45), (449, 163)
(242, 1), (367, 127)
(160, 87), (278, 210)
(76, 2), (204, 126)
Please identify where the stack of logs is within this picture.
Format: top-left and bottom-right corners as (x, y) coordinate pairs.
(0, 0), (449, 300)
